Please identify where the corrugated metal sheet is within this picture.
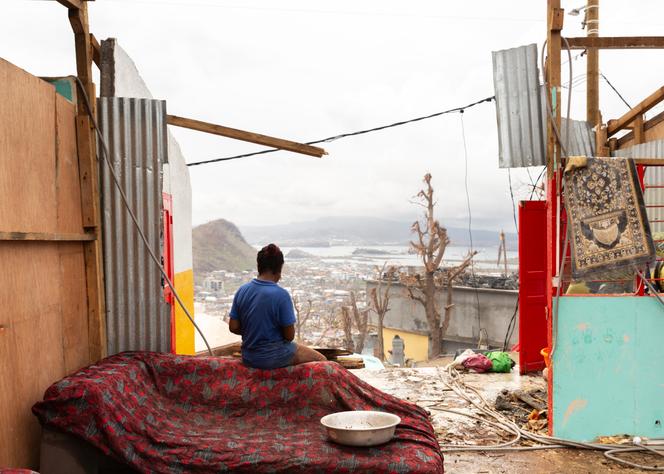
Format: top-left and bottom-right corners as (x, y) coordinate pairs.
(493, 44), (596, 167)
(614, 139), (664, 233)
(493, 44), (545, 168)
(98, 97), (170, 355)
(561, 118), (595, 157)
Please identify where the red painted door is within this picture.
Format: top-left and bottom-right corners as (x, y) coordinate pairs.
(519, 200), (548, 374)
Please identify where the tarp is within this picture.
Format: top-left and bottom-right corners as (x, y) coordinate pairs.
(33, 352), (443, 473)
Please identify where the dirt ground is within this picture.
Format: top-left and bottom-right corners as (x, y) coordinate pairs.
(353, 360), (655, 473)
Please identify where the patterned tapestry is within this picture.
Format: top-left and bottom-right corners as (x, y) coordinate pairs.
(564, 157), (655, 278)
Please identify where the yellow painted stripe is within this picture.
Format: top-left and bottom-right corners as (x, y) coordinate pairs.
(174, 269), (195, 355)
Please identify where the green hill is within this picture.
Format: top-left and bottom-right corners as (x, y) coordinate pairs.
(192, 219), (256, 277)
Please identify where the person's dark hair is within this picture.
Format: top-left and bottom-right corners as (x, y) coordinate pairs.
(257, 243), (284, 274)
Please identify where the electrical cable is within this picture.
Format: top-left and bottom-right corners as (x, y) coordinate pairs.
(459, 111), (484, 347)
(74, 78), (214, 356)
(507, 168), (518, 232)
(186, 96), (495, 166)
(600, 72), (632, 109)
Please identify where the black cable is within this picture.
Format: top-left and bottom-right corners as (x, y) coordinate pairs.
(459, 111), (484, 346)
(502, 296), (519, 352)
(528, 167), (546, 200)
(600, 72), (632, 109)
(507, 169), (518, 233)
(186, 96), (495, 167)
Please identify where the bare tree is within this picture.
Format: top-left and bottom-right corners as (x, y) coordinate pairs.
(349, 291), (370, 354)
(292, 295), (313, 342)
(369, 264), (396, 361)
(340, 306), (355, 352)
(401, 173), (477, 359)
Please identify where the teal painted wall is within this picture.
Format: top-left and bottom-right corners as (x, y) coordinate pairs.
(44, 78), (74, 102)
(553, 296), (664, 441)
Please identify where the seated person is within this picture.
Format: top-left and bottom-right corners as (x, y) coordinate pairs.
(228, 243), (326, 369)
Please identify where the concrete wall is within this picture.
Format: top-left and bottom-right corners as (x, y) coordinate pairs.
(366, 281), (518, 353)
(100, 39), (195, 354)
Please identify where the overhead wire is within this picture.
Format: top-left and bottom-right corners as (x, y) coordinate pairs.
(459, 111), (484, 347)
(73, 78), (214, 356)
(186, 96), (495, 166)
(600, 71), (632, 109)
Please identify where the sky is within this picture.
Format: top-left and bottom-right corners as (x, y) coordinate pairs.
(3, 1), (664, 231)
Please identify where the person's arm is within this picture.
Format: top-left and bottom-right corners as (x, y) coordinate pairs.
(281, 324), (295, 341)
(278, 292), (297, 342)
(228, 292), (242, 335)
(229, 318), (242, 335)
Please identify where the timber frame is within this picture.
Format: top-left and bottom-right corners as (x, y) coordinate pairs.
(544, 0), (664, 436)
(44, 0), (327, 361)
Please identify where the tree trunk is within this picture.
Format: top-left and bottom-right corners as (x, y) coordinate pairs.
(424, 272), (441, 359)
(376, 317), (385, 361)
(441, 284), (454, 351)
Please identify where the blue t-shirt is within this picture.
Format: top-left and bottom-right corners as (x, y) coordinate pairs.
(229, 279), (297, 369)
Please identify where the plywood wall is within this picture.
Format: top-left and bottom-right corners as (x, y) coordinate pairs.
(0, 58), (90, 469)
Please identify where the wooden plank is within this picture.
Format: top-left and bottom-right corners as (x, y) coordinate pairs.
(90, 33), (101, 67)
(55, 94), (85, 233)
(607, 86), (664, 136)
(55, 0), (83, 9)
(564, 36), (664, 49)
(634, 114), (645, 144)
(616, 109), (664, 148)
(58, 243), (90, 373)
(0, 243), (67, 469)
(70, 4), (106, 362)
(549, 7), (564, 31)
(0, 58), (58, 234)
(166, 114), (327, 158)
(0, 232), (94, 241)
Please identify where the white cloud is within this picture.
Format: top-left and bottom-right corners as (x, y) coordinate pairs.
(3, 0), (663, 231)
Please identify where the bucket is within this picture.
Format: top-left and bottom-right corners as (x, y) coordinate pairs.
(540, 348), (550, 369)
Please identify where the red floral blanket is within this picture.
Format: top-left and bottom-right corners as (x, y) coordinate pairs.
(33, 352), (443, 473)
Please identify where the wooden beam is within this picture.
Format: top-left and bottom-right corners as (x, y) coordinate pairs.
(0, 231), (95, 241)
(55, 0), (83, 9)
(564, 36), (664, 50)
(166, 114), (326, 158)
(617, 109), (664, 148)
(607, 86), (664, 136)
(69, 4), (107, 362)
(634, 158), (664, 166)
(90, 33), (101, 68)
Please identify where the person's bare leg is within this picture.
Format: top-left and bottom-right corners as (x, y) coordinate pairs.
(291, 343), (327, 365)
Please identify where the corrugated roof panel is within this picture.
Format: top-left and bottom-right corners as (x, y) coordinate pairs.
(493, 43), (545, 168)
(98, 97), (170, 355)
(561, 118), (595, 157)
(614, 140), (664, 233)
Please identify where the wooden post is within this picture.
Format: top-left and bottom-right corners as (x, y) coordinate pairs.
(546, 0), (563, 437)
(633, 114), (645, 144)
(69, 4), (107, 362)
(586, 0), (600, 126)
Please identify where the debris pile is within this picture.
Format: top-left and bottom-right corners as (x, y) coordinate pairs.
(494, 388), (548, 434)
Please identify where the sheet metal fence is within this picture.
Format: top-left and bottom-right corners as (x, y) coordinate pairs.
(492, 43), (596, 168)
(98, 97), (171, 354)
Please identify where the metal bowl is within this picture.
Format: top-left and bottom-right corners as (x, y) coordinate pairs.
(320, 410), (401, 447)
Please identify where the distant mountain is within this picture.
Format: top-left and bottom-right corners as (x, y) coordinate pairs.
(240, 216), (516, 249)
(193, 219), (256, 277)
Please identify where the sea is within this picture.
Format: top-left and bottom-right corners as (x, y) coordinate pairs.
(279, 245), (518, 271)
